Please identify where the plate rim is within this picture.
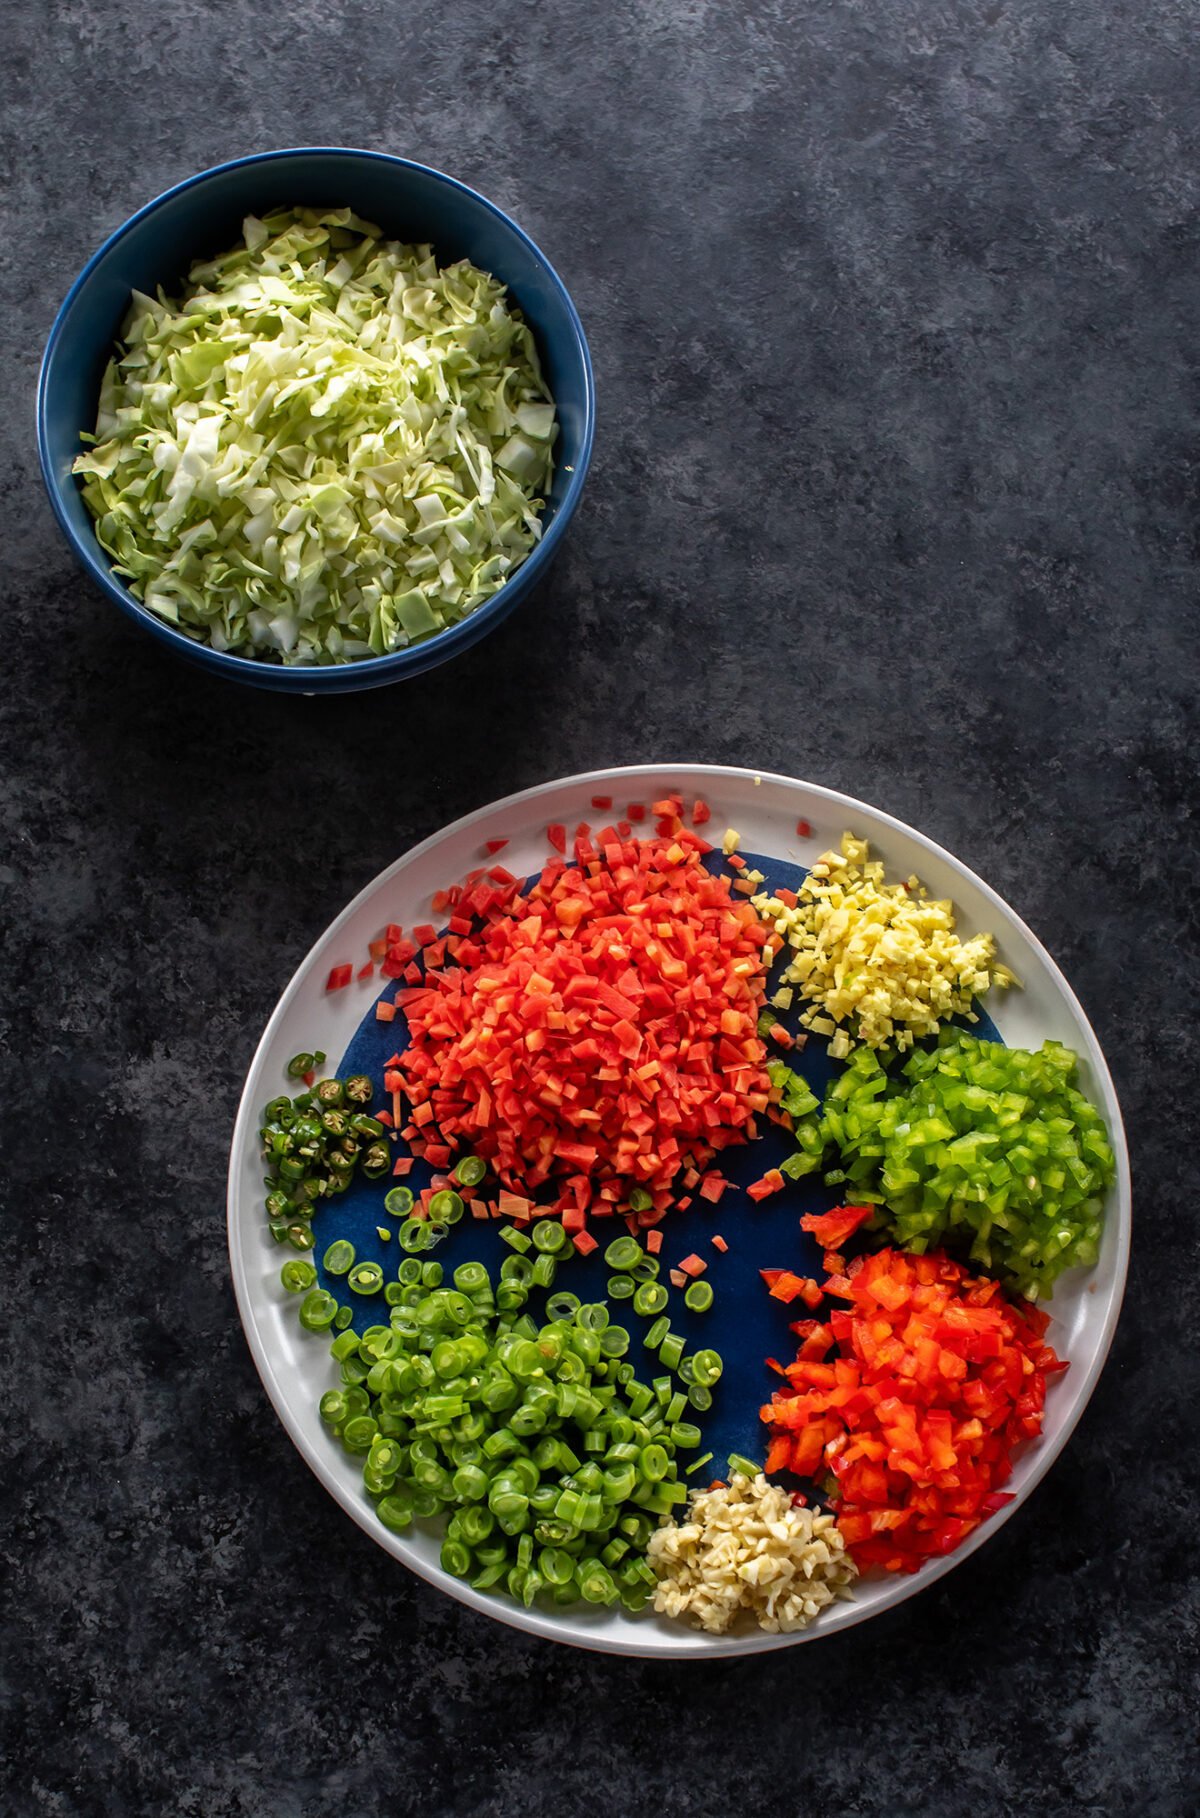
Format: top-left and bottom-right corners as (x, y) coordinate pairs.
(227, 762), (1131, 1658)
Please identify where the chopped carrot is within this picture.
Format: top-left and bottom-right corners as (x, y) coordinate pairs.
(572, 1229), (599, 1256)
(711, 1234), (728, 1253)
(375, 1001), (396, 1022)
(669, 1268), (687, 1288)
(392, 836), (772, 1221)
(678, 1253), (707, 1277)
(646, 1229), (663, 1254)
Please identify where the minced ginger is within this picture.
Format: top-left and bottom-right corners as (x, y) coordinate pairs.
(753, 833), (1015, 1055)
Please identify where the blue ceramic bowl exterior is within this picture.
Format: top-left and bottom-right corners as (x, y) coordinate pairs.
(37, 149), (595, 693)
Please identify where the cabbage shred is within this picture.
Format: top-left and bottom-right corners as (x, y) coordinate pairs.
(73, 209), (557, 664)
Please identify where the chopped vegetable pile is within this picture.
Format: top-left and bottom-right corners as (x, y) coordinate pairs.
(261, 806), (1118, 1630)
(74, 208), (555, 664)
(287, 1254), (714, 1612)
(786, 1030), (1115, 1298)
(394, 829), (776, 1228)
(754, 833), (1013, 1055)
(761, 1243), (1066, 1573)
(260, 1067), (390, 1251)
(647, 1470), (856, 1633)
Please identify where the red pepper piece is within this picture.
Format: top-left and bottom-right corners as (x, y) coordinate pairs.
(800, 1205), (875, 1248)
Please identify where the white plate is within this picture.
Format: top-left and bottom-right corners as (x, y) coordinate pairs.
(228, 764), (1130, 1658)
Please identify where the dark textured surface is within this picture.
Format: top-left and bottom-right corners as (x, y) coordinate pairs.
(3, 1), (1198, 1813)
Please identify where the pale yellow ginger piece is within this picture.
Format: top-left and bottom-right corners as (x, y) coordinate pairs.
(647, 1473), (856, 1635)
(753, 832), (1016, 1052)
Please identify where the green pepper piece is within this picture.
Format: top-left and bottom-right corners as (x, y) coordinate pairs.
(361, 1142), (391, 1179)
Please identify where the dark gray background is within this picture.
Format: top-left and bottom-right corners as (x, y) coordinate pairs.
(3, 2), (1197, 1814)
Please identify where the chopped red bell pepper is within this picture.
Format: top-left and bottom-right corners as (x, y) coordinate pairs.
(800, 1205), (875, 1249)
(760, 1245), (1066, 1574)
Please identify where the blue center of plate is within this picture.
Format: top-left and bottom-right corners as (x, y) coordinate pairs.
(303, 848), (1001, 1475)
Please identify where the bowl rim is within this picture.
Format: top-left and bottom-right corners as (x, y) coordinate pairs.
(35, 145), (596, 687)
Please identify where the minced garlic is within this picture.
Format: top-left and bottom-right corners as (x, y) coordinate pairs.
(753, 832), (1015, 1052)
(647, 1473), (856, 1635)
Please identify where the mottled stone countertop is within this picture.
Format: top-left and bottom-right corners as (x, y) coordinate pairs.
(2, 1), (1197, 1813)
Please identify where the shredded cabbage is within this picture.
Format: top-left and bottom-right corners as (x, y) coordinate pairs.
(73, 208), (557, 664)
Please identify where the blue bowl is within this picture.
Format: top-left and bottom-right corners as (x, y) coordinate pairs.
(37, 148), (595, 694)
